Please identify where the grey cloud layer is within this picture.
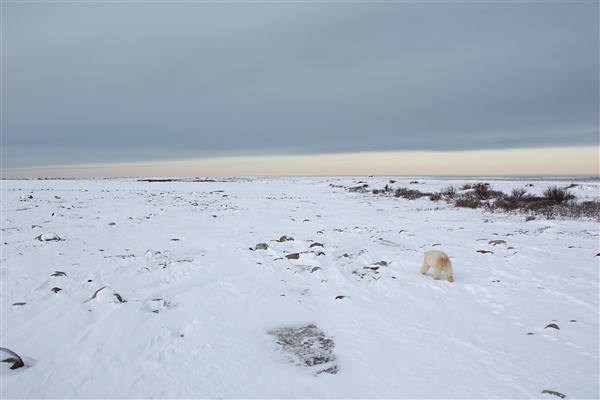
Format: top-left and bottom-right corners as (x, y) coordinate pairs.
(3, 2), (598, 168)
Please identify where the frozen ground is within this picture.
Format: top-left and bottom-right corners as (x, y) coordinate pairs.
(1, 177), (598, 399)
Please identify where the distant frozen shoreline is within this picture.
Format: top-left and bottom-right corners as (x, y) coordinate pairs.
(2, 174), (598, 182)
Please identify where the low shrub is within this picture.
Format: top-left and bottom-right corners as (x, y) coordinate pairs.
(441, 185), (457, 199)
(349, 184), (369, 193)
(543, 185), (576, 204)
(394, 187), (431, 200)
(454, 194), (480, 209)
(511, 188), (528, 199)
(429, 192), (442, 201)
(351, 182), (597, 220)
(543, 200), (600, 220)
(472, 182), (502, 200)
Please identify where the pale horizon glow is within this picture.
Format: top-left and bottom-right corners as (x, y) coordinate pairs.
(2, 147), (598, 179)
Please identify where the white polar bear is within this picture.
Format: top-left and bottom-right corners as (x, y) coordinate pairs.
(421, 250), (454, 282)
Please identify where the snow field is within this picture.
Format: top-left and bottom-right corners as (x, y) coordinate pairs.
(1, 177), (598, 399)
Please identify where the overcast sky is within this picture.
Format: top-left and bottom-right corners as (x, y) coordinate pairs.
(2, 1), (598, 173)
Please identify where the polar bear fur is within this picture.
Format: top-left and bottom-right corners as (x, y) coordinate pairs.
(421, 250), (453, 282)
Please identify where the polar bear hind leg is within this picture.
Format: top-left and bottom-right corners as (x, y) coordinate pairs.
(444, 264), (454, 282)
(421, 257), (431, 275)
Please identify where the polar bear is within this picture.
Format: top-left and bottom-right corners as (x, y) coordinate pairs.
(421, 250), (454, 282)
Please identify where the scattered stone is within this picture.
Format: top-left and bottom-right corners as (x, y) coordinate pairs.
(285, 253), (301, 260)
(316, 365), (339, 375)
(12, 302), (26, 307)
(108, 254), (135, 259)
(541, 389), (565, 398)
(35, 232), (61, 242)
(335, 295), (346, 300)
(251, 243), (269, 251)
(489, 240), (506, 246)
(90, 286), (124, 303)
(108, 222), (116, 226)
(0, 347), (25, 370)
(309, 243), (324, 248)
(31, 225), (42, 229)
(278, 235), (294, 242)
(477, 250), (493, 254)
(545, 323), (560, 330)
(51, 287), (62, 293)
(352, 270), (365, 278)
(144, 250), (170, 268)
(51, 271), (67, 277)
(570, 320), (577, 323)
(310, 267), (322, 273)
(269, 324), (338, 375)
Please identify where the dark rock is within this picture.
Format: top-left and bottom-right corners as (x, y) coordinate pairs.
(35, 232), (61, 242)
(1, 347), (25, 370)
(269, 324), (338, 375)
(541, 389), (565, 398)
(90, 286), (124, 303)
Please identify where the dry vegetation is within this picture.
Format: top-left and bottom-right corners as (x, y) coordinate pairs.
(360, 181), (599, 220)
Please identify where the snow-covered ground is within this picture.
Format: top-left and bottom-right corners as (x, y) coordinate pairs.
(1, 177), (598, 399)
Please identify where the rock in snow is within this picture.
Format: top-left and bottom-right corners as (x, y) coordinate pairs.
(0, 347), (25, 370)
(34, 232), (61, 242)
(269, 324), (338, 375)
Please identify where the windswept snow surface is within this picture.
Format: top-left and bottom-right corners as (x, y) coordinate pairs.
(1, 177), (598, 399)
